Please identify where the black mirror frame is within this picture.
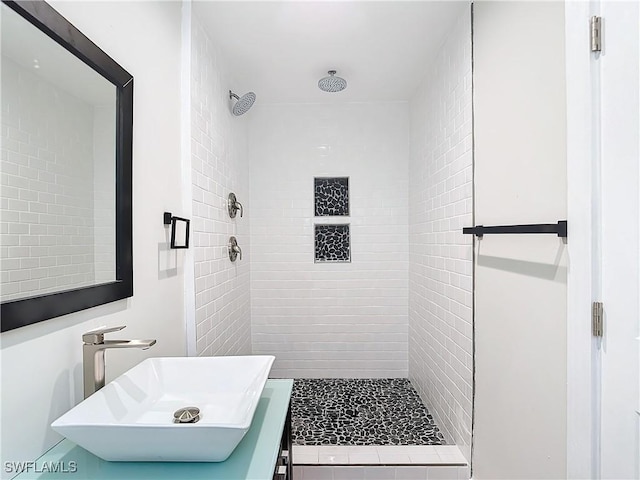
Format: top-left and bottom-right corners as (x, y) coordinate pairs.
(0, 0), (133, 332)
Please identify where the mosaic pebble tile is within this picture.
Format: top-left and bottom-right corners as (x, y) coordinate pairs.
(315, 224), (350, 262)
(315, 177), (349, 216)
(292, 378), (446, 446)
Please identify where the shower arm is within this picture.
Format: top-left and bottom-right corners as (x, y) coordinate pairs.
(229, 90), (240, 101)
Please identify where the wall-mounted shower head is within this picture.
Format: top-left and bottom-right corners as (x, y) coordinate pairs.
(229, 90), (256, 116)
(318, 70), (347, 93)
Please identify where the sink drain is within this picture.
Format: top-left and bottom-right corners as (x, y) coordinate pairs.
(173, 406), (200, 424)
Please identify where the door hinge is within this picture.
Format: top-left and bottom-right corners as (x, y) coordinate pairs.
(591, 16), (602, 52)
(592, 301), (604, 337)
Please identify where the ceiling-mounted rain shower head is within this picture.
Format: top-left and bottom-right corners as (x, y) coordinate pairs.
(229, 90), (256, 116)
(318, 70), (347, 93)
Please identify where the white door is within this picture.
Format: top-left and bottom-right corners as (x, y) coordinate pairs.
(599, 1), (640, 478)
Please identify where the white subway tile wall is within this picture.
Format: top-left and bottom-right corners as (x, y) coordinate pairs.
(190, 19), (251, 356)
(92, 105), (116, 284)
(248, 103), (409, 378)
(408, 9), (473, 461)
(0, 58), (110, 300)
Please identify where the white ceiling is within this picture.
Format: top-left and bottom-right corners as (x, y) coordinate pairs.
(194, 1), (469, 104)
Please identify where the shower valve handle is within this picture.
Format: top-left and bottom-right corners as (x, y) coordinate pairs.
(228, 193), (243, 218)
(229, 236), (242, 262)
(234, 201), (243, 217)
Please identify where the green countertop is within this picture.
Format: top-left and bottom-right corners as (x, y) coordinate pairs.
(13, 379), (293, 480)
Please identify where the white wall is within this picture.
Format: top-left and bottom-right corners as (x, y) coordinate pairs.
(1, 59), (96, 300)
(472, 2), (567, 478)
(408, 8), (473, 461)
(190, 18), (252, 357)
(248, 102), (409, 378)
(0, 2), (186, 477)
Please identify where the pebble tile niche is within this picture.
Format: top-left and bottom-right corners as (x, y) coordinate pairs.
(314, 177), (349, 216)
(291, 379), (446, 445)
(314, 224), (350, 263)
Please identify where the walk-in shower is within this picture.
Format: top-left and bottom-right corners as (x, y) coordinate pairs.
(192, 1), (474, 475)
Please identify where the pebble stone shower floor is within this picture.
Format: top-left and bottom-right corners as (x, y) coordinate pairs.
(291, 378), (446, 446)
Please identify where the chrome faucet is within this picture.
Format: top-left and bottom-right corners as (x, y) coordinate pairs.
(82, 325), (156, 399)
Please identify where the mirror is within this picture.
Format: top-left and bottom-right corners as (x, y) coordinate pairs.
(0, 0), (133, 332)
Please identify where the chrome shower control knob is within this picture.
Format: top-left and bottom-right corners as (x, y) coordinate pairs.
(228, 193), (243, 218)
(228, 236), (242, 262)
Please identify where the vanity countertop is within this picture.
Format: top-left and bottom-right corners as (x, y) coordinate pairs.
(13, 379), (293, 480)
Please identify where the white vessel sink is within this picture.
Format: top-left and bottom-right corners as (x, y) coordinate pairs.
(51, 355), (275, 462)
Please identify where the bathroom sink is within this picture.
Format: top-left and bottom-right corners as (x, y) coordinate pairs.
(51, 355), (275, 462)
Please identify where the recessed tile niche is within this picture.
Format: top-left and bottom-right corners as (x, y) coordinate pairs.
(314, 224), (350, 263)
(314, 177), (349, 217)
